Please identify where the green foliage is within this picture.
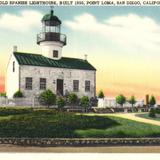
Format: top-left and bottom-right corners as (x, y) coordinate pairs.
(149, 108), (156, 118)
(98, 90), (104, 98)
(39, 89), (56, 107)
(0, 109), (160, 138)
(56, 96), (65, 109)
(13, 90), (23, 98)
(128, 95), (136, 107)
(80, 96), (89, 112)
(68, 93), (78, 105)
(149, 95), (156, 107)
(0, 107), (33, 116)
(0, 93), (6, 97)
(116, 94), (126, 106)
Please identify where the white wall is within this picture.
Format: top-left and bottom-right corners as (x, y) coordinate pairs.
(19, 65), (96, 98)
(6, 54), (20, 98)
(40, 41), (63, 60)
(98, 97), (144, 108)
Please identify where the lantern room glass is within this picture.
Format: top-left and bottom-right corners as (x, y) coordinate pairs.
(42, 22), (61, 33)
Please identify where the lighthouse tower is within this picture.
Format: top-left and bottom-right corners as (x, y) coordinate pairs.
(37, 9), (66, 60)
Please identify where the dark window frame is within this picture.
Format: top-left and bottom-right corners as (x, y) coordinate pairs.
(40, 78), (46, 90)
(25, 77), (32, 90)
(53, 50), (58, 58)
(13, 61), (15, 72)
(73, 80), (79, 92)
(85, 80), (91, 92)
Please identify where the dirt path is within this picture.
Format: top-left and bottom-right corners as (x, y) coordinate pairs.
(106, 113), (160, 126)
(86, 112), (160, 126)
(0, 144), (160, 153)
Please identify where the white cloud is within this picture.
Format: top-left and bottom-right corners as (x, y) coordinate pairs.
(64, 13), (160, 52)
(0, 10), (43, 32)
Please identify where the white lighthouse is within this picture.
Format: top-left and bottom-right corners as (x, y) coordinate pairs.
(6, 9), (96, 99)
(37, 9), (66, 60)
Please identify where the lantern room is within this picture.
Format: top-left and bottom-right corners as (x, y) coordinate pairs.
(37, 9), (67, 60)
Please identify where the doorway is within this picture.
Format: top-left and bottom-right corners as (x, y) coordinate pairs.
(56, 79), (63, 96)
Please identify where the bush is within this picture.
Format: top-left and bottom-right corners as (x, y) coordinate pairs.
(116, 94), (126, 107)
(0, 107), (33, 116)
(68, 93), (78, 106)
(56, 96), (65, 110)
(98, 90), (104, 98)
(80, 96), (89, 112)
(90, 97), (98, 107)
(0, 93), (6, 97)
(39, 89), (56, 108)
(13, 90), (23, 98)
(149, 108), (156, 118)
(149, 95), (156, 107)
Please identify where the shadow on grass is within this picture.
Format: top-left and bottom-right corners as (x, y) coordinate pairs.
(0, 110), (120, 138)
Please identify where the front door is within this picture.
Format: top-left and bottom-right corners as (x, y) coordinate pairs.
(56, 79), (63, 96)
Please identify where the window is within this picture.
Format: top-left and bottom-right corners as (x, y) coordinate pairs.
(25, 77), (32, 90)
(85, 80), (90, 92)
(13, 61), (15, 72)
(40, 78), (46, 90)
(53, 50), (58, 58)
(73, 80), (79, 92)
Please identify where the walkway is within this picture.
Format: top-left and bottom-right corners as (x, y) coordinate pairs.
(0, 144), (160, 153)
(107, 113), (160, 126)
(86, 112), (160, 126)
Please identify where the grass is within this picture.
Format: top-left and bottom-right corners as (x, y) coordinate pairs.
(136, 113), (160, 122)
(0, 108), (160, 138)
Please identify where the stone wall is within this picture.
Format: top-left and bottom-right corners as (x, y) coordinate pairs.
(0, 138), (160, 146)
(20, 65), (96, 98)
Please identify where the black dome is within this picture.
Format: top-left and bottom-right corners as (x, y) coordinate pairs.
(42, 10), (61, 26)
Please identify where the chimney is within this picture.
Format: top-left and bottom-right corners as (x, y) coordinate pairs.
(84, 54), (88, 61)
(13, 46), (17, 52)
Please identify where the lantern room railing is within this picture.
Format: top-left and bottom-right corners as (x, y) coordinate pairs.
(37, 32), (67, 45)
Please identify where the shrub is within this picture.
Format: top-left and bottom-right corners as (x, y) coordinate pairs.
(128, 95), (136, 108)
(80, 96), (89, 112)
(56, 96), (65, 110)
(0, 107), (33, 116)
(39, 89), (56, 108)
(98, 90), (104, 98)
(149, 108), (156, 118)
(90, 97), (98, 107)
(0, 93), (6, 97)
(116, 94), (126, 107)
(68, 93), (78, 106)
(149, 95), (156, 107)
(13, 90), (23, 98)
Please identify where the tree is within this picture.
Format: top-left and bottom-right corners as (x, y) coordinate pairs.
(39, 89), (56, 108)
(56, 96), (65, 110)
(128, 95), (136, 108)
(149, 95), (156, 107)
(98, 90), (104, 98)
(116, 94), (126, 107)
(149, 108), (156, 117)
(80, 96), (89, 112)
(13, 90), (23, 98)
(68, 93), (78, 106)
(146, 94), (149, 107)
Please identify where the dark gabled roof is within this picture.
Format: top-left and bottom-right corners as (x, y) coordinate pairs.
(13, 52), (96, 71)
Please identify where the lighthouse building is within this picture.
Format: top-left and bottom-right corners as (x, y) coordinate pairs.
(6, 10), (96, 98)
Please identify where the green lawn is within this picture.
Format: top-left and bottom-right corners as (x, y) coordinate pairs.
(136, 113), (160, 122)
(0, 108), (160, 138)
